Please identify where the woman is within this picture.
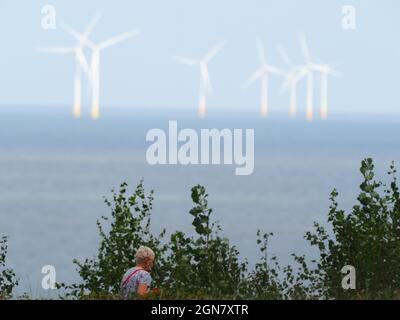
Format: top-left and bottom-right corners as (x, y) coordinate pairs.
(120, 246), (155, 299)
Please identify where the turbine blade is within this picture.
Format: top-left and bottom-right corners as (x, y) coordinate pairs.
(83, 12), (102, 38)
(98, 30), (139, 49)
(60, 22), (84, 42)
(257, 39), (266, 65)
(266, 65), (285, 75)
(299, 33), (312, 63)
(294, 68), (309, 83)
(203, 41), (225, 62)
(281, 70), (300, 94)
(310, 63), (341, 77)
(277, 45), (293, 67)
(326, 65), (342, 77)
(174, 56), (198, 66)
(244, 67), (265, 88)
(37, 46), (75, 54)
(75, 48), (90, 76)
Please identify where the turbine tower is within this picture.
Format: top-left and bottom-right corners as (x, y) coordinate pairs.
(299, 34), (316, 121)
(175, 42), (225, 118)
(278, 46), (309, 117)
(39, 14), (101, 118)
(244, 40), (284, 118)
(312, 64), (339, 119)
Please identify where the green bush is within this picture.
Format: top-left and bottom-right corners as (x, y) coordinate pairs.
(61, 158), (400, 300)
(0, 236), (18, 299)
(296, 158), (400, 299)
(161, 185), (248, 299)
(242, 231), (285, 299)
(58, 180), (167, 298)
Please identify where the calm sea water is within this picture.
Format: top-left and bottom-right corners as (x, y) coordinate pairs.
(1, 107), (400, 296)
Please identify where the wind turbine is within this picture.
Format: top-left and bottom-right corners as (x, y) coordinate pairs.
(298, 34), (339, 120)
(298, 34), (317, 121)
(310, 64), (340, 119)
(278, 46), (309, 117)
(244, 40), (285, 118)
(63, 25), (139, 120)
(174, 42), (225, 118)
(39, 14), (101, 118)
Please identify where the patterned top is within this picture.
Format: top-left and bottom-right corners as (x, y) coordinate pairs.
(120, 267), (152, 299)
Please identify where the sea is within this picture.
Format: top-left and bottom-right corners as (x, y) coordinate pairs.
(1, 106), (400, 297)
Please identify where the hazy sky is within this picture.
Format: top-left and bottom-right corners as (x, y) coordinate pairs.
(0, 0), (399, 114)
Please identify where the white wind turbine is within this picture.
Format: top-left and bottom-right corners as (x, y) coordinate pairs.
(278, 46), (310, 117)
(310, 64), (340, 120)
(299, 33), (320, 121)
(62, 26), (139, 120)
(299, 34), (339, 121)
(174, 42), (225, 118)
(244, 41), (285, 118)
(39, 14), (102, 118)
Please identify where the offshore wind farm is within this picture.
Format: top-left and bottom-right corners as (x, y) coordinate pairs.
(37, 13), (339, 122)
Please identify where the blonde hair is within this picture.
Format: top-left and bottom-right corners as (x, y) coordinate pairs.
(135, 246), (155, 265)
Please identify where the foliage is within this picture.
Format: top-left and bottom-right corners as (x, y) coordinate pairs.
(58, 180), (167, 298)
(0, 236), (18, 299)
(60, 158), (400, 300)
(161, 185), (248, 299)
(242, 231), (284, 299)
(296, 158), (400, 299)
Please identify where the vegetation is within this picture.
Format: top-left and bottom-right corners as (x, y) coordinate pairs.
(0, 236), (18, 299)
(3, 158), (400, 299)
(160, 185), (248, 299)
(299, 158), (400, 299)
(57, 180), (167, 298)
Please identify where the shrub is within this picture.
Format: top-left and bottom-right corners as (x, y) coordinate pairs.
(59, 180), (167, 298)
(61, 158), (400, 300)
(62, 183), (250, 299)
(298, 158), (400, 299)
(0, 236), (18, 299)
(161, 185), (248, 299)
(243, 231), (284, 299)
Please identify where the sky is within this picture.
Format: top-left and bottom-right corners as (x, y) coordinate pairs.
(0, 0), (399, 114)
